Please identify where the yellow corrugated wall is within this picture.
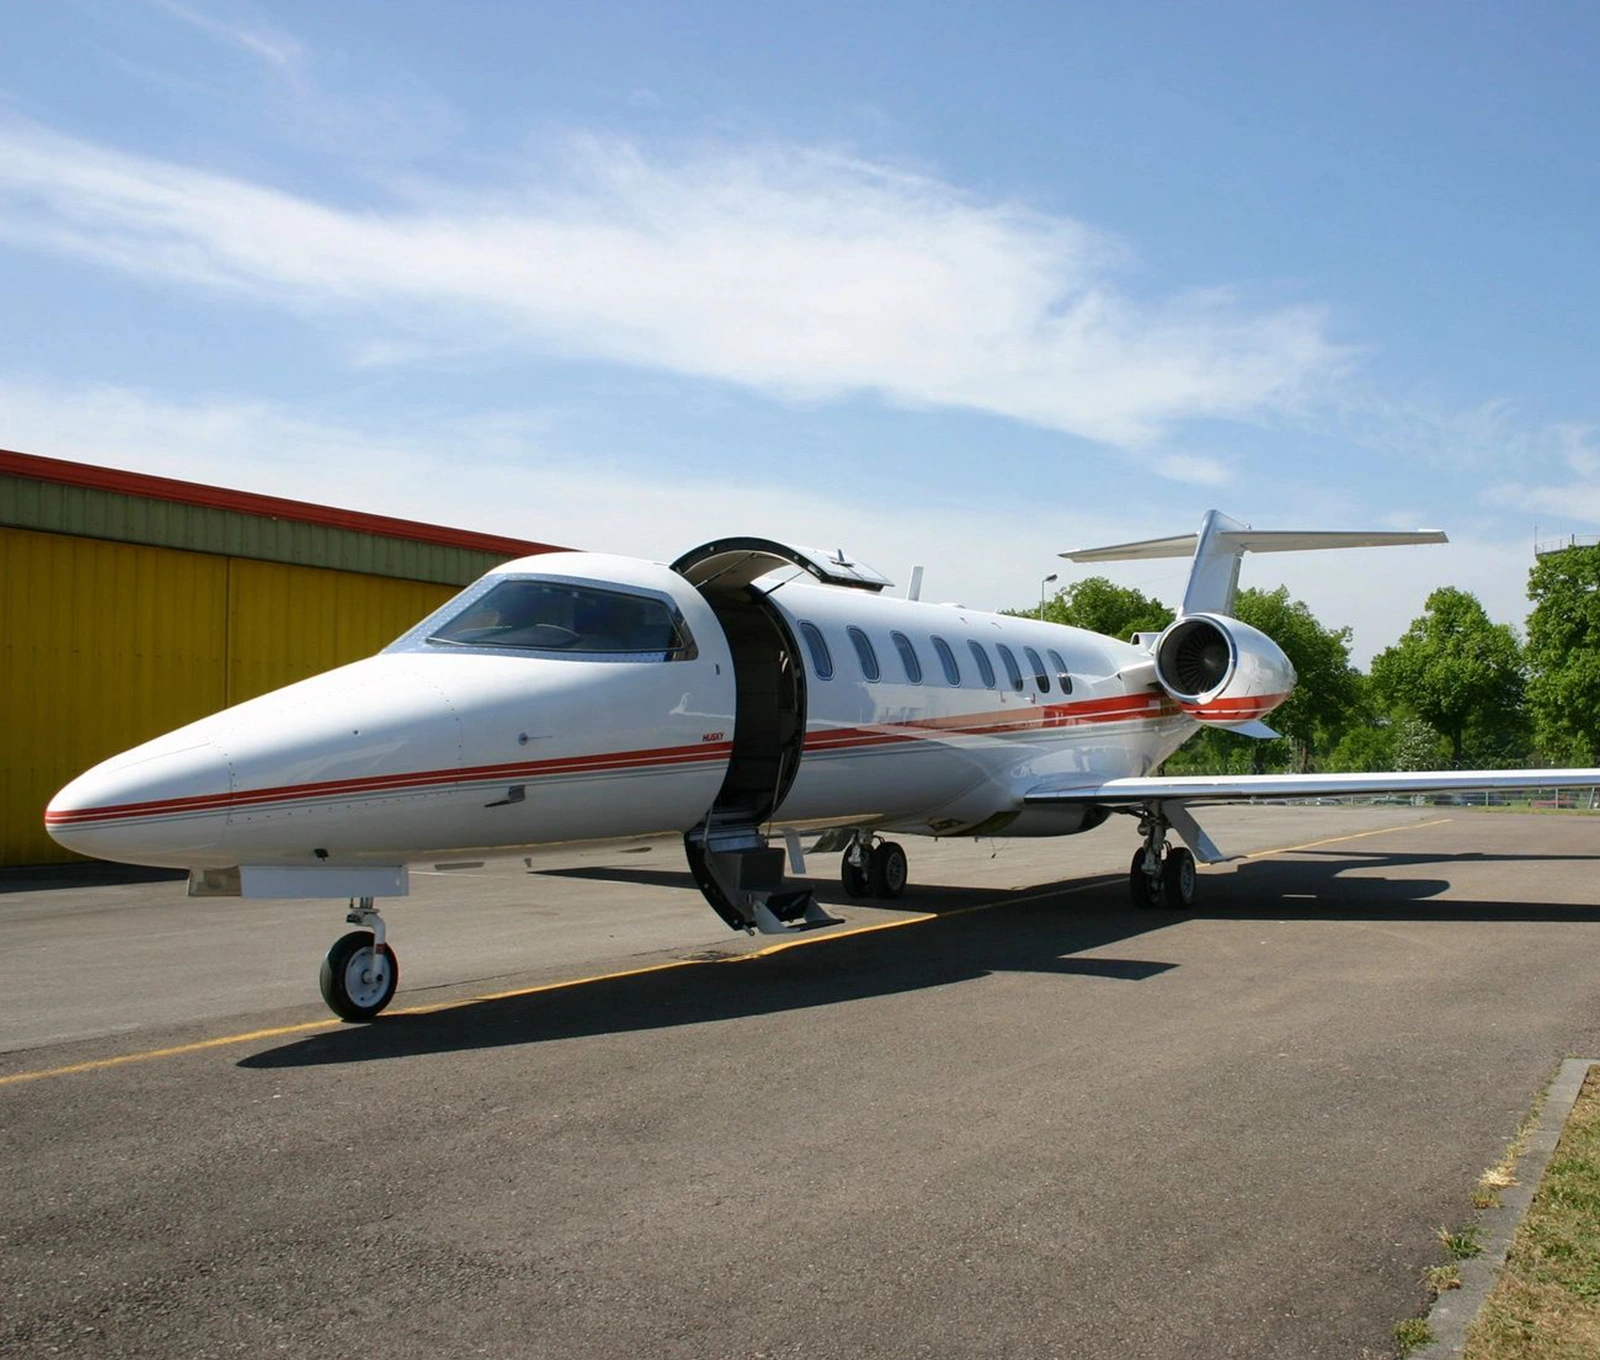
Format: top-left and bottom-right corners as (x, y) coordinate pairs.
(224, 559), (451, 705)
(1, 527), (456, 865)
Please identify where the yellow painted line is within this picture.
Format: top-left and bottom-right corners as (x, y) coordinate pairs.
(0, 1019), (341, 1087)
(4, 819), (1432, 1089)
(1240, 816), (1453, 861)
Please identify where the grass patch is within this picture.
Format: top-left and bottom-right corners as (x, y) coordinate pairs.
(1474, 1094), (1546, 1210)
(1441, 1223), (1485, 1260)
(1395, 1316), (1435, 1354)
(1463, 1068), (1600, 1359)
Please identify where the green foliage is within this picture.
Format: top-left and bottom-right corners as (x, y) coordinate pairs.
(1161, 727), (1259, 775)
(1395, 1317), (1434, 1355)
(1371, 587), (1528, 766)
(1393, 716), (1452, 771)
(1526, 545), (1600, 765)
(1033, 576), (1174, 639)
(1237, 585), (1361, 768)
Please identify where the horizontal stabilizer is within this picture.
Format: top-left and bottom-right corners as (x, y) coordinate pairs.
(1063, 528), (1447, 563)
(1061, 511), (1448, 615)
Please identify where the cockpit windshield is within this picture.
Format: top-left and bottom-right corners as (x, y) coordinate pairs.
(426, 578), (694, 660)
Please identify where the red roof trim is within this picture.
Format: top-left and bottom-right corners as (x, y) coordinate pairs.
(0, 447), (564, 557)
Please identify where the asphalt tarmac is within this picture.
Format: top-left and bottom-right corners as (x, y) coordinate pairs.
(4, 805), (1600, 1359)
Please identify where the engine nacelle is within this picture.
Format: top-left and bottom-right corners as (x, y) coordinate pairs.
(1152, 613), (1296, 727)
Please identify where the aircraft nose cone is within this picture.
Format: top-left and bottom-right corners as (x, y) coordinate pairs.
(45, 735), (231, 867)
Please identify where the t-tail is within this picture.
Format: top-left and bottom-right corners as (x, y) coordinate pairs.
(1062, 510), (1448, 616)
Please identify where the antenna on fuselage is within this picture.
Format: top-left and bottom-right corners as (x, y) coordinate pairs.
(907, 566), (924, 601)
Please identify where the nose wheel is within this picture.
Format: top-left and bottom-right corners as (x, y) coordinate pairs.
(319, 899), (399, 1021)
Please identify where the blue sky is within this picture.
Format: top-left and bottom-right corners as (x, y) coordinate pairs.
(2, 1), (1597, 662)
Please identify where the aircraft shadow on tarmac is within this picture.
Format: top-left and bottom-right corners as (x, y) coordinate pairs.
(239, 858), (1600, 1070)
(1212, 848), (1600, 921)
(240, 878), (1180, 1069)
(529, 864), (708, 890)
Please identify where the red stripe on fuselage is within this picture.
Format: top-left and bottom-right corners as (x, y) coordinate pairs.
(50, 689), (1195, 830)
(46, 741), (737, 827)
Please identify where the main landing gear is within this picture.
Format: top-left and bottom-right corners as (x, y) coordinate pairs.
(1128, 807), (1197, 911)
(319, 897), (399, 1022)
(840, 834), (908, 900)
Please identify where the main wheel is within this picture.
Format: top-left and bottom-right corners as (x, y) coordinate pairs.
(1128, 849), (1164, 909)
(1162, 847), (1197, 910)
(868, 841), (908, 899)
(319, 930), (399, 1022)
(841, 850), (870, 897)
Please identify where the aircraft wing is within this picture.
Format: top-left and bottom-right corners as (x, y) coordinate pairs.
(1024, 768), (1600, 864)
(1024, 768), (1600, 806)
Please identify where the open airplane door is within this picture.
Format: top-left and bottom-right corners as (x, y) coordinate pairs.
(671, 538), (884, 933)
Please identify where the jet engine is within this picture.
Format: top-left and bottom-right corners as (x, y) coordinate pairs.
(1152, 613), (1296, 727)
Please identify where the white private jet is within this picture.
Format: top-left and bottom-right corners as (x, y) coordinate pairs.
(45, 511), (1600, 1021)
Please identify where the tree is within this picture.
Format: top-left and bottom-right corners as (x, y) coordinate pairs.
(1032, 577), (1173, 640)
(1369, 587), (1527, 767)
(1525, 544), (1600, 764)
(1392, 716), (1451, 771)
(1237, 586), (1362, 768)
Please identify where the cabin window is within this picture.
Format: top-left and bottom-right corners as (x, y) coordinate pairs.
(995, 643), (1025, 691)
(799, 621), (833, 680)
(848, 626), (881, 682)
(427, 578), (693, 659)
(891, 631), (923, 683)
(1048, 648), (1073, 695)
(967, 640), (997, 689)
(931, 635), (961, 685)
(1024, 646), (1051, 693)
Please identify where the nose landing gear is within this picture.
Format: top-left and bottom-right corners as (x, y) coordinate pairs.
(319, 897), (399, 1021)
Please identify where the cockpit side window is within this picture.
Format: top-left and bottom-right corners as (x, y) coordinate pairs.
(427, 579), (693, 660)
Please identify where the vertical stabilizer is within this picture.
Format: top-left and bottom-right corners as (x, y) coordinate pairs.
(1180, 510), (1249, 615)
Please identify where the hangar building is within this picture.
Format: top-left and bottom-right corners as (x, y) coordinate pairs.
(1, 449), (559, 866)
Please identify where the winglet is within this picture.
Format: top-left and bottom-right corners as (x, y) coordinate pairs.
(1062, 511), (1448, 615)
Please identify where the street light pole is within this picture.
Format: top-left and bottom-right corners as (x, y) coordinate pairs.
(1039, 573), (1058, 621)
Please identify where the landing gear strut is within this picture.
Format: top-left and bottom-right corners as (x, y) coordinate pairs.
(1128, 808), (1197, 911)
(841, 833), (908, 901)
(319, 897), (399, 1021)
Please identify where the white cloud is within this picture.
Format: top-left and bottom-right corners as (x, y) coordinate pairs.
(1147, 451), (1235, 487)
(150, 0), (304, 68)
(0, 374), (1152, 610)
(0, 119), (1343, 454)
(0, 374), (1538, 666)
(1484, 422), (1600, 531)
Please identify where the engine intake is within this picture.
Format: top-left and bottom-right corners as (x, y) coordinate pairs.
(1152, 613), (1295, 727)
